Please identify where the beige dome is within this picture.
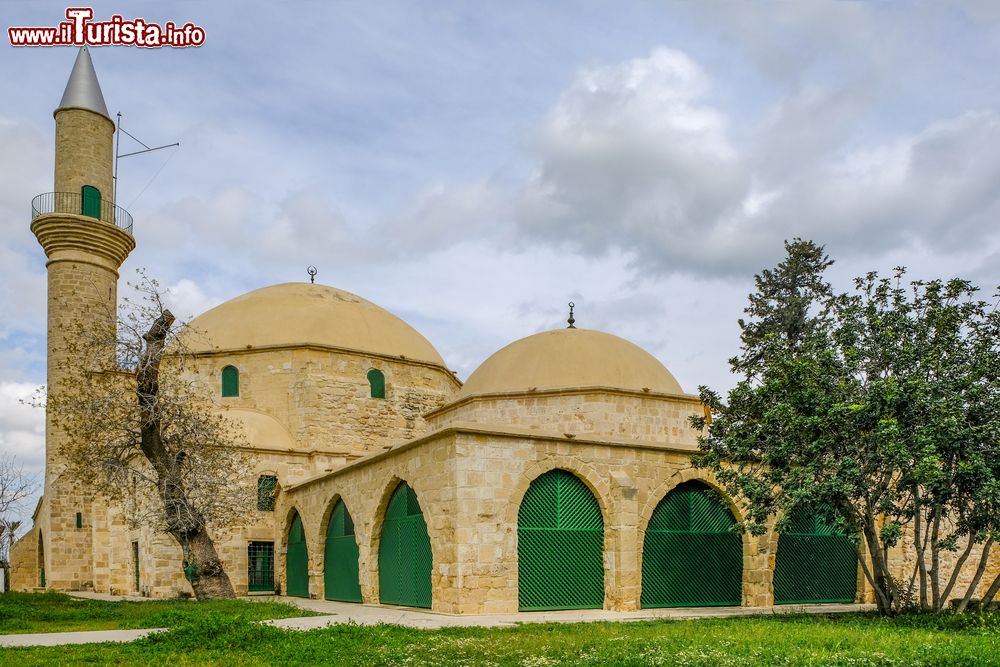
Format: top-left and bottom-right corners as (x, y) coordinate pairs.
(457, 328), (683, 399)
(182, 283), (446, 366)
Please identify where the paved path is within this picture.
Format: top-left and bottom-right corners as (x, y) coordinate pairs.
(0, 594), (875, 647)
(0, 627), (164, 647)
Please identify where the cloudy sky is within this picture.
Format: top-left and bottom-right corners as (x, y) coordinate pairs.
(2, 2), (999, 519)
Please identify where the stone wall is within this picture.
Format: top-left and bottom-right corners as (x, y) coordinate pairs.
(184, 347), (459, 459)
(281, 426), (804, 614)
(426, 389), (702, 447)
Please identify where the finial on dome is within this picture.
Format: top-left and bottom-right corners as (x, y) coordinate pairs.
(567, 302), (576, 329)
(57, 46), (111, 119)
(307, 266), (317, 284)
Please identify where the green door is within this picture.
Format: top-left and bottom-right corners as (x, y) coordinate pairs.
(324, 500), (362, 602)
(378, 483), (432, 608)
(286, 512), (309, 598)
(81, 185), (101, 219)
(248, 542), (275, 593)
(518, 469), (604, 611)
(773, 508), (858, 604)
(641, 481), (743, 608)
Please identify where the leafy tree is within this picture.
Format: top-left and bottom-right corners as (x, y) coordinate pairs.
(38, 273), (252, 599)
(694, 240), (1000, 614)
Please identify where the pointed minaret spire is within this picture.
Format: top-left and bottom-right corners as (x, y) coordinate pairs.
(57, 47), (110, 119)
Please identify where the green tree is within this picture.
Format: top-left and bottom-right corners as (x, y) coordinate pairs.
(695, 240), (1000, 614)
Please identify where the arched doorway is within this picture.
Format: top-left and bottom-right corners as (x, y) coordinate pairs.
(285, 511), (309, 598)
(378, 482), (432, 608)
(37, 531), (45, 588)
(641, 480), (742, 608)
(324, 499), (362, 602)
(773, 508), (858, 604)
(518, 469), (604, 611)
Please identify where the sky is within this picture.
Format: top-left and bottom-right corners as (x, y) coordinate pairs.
(2, 1), (999, 524)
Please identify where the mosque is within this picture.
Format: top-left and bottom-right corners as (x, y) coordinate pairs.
(11, 48), (891, 613)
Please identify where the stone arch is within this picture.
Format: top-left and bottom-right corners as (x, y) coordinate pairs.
(637, 470), (749, 607)
(512, 463), (610, 610)
(765, 505), (865, 605)
(372, 476), (433, 608)
(506, 458), (614, 531)
(282, 506), (310, 598)
(319, 492), (362, 603)
(37, 530), (45, 588)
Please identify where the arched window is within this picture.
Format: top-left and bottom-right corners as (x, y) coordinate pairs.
(221, 365), (239, 397)
(367, 368), (385, 399)
(81, 185), (101, 219)
(257, 475), (278, 512)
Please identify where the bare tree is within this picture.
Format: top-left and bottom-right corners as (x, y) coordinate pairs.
(0, 454), (35, 591)
(40, 272), (253, 599)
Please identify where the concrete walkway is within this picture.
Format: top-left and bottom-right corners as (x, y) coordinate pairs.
(0, 594), (875, 647)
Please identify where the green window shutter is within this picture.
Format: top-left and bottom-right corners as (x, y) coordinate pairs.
(247, 542), (275, 592)
(76, 512), (82, 528)
(257, 475), (278, 512)
(221, 366), (239, 397)
(641, 481), (743, 608)
(81, 185), (101, 219)
(324, 500), (362, 602)
(773, 507), (858, 604)
(378, 482), (432, 608)
(286, 512), (310, 598)
(367, 369), (385, 399)
(518, 469), (604, 611)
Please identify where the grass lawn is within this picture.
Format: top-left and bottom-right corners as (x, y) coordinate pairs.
(2, 600), (1000, 666)
(0, 590), (317, 634)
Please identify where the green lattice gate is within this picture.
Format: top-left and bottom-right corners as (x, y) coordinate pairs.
(641, 480), (743, 608)
(773, 509), (858, 604)
(378, 483), (432, 608)
(286, 512), (310, 598)
(324, 500), (362, 602)
(518, 469), (604, 611)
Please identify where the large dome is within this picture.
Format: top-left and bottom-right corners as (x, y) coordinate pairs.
(182, 283), (446, 366)
(457, 328), (683, 399)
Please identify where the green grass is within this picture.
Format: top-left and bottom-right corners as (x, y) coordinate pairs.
(3, 607), (1000, 666)
(0, 590), (316, 634)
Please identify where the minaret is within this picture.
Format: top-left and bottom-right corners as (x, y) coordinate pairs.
(30, 47), (135, 591)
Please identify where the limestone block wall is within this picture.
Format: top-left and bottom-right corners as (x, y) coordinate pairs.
(9, 523), (40, 591)
(426, 390), (702, 448)
(282, 427), (792, 614)
(184, 347), (458, 458)
(280, 435), (460, 609)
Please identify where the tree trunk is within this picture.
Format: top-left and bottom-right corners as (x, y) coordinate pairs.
(957, 538), (993, 613)
(183, 529), (235, 600)
(939, 536), (976, 610)
(982, 571), (1000, 609)
(138, 311), (235, 600)
(860, 514), (897, 614)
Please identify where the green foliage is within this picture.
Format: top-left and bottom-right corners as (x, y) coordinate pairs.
(0, 590), (315, 634)
(5, 613), (1000, 665)
(695, 239), (1000, 614)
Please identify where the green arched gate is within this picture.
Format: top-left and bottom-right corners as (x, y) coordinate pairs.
(773, 509), (858, 604)
(641, 481), (743, 608)
(518, 469), (604, 611)
(378, 482), (432, 608)
(324, 499), (362, 602)
(286, 511), (309, 598)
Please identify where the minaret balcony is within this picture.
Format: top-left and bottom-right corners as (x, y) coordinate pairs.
(31, 191), (133, 235)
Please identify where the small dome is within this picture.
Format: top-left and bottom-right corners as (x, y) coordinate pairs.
(182, 283), (446, 366)
(457, 328), (683, 399)
(224, 408), (296, 450)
